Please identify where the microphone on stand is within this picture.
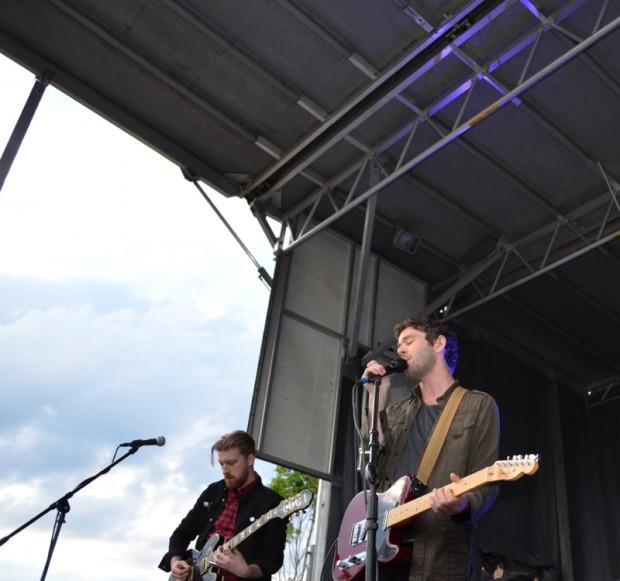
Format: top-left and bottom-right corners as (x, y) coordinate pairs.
(119, 436), (166, 448)
(358, 357), (407, 385)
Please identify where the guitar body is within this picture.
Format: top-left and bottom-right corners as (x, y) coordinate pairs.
(168, 534), (224, 581)
(332, 476), (413, 581)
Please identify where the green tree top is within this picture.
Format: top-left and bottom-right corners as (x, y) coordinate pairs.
(269, 465), (319, 501)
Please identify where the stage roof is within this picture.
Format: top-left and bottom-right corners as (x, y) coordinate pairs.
(2, 0), (619, 396)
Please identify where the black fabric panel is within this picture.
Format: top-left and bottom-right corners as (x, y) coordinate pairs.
(456, 329), (560, 580)
(561, 390), (620, 581)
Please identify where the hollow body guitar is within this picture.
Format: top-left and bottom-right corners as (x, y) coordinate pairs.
(332, 455), (539, 581)
(169, 489), (313, 581)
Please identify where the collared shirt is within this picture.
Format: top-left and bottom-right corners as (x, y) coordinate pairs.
(212, 477), (260, 581)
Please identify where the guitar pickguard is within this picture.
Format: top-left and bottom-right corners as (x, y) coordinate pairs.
(333, 476), (412, 581)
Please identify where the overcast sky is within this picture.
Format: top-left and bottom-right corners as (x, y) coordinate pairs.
(0, 53), (278, 580)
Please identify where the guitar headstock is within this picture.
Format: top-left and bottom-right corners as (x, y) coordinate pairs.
(490, 454), (539, 481)
(274, 489), (314, 518)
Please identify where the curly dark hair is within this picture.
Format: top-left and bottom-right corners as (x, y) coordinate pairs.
(393, 316), (458, 372)
(211, 430), (256, 463)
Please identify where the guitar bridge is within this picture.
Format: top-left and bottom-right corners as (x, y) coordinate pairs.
(336, 551), (366, 570)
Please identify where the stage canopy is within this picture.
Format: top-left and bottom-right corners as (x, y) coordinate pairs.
(3, 3), (620, 579)
(2, 0), (618, 401)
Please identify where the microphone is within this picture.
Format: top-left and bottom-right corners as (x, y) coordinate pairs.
(119, 436), (166, 448)
(358, 357), (407, 385)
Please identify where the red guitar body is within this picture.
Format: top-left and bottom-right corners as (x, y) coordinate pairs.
(332, 476), (413, 581)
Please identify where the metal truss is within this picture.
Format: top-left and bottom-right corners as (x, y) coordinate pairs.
(585, 375), (620, 409)
(268, 3), (620, 255)
(271, 0), (608, 236)
(436, 184), (620, 322)
(260, 0), (617, 242)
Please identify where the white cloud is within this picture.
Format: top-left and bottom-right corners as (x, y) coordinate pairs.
(0, 52), (279, 581)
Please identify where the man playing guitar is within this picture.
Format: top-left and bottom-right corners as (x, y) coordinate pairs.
(158, 430), (286, 581)
(361, 316), (500, 580)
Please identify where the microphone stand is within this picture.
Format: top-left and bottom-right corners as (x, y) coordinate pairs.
(0, 446), (140, 580)
(364, 376), (382, 581)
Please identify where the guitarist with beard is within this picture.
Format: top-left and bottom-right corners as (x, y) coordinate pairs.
(158, 430), (286, 581)
(362, 317), (500, 581)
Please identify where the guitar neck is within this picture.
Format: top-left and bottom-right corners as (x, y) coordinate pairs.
(224, 508), (275, 550)
(385, 466), (491, 528)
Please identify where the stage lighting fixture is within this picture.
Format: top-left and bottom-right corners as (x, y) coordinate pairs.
(392, 227), (420, 255)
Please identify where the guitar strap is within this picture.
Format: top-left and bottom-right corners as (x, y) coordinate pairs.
(414, 385), (467, 488)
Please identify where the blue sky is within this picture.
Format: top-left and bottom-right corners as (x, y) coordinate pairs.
(0, 53), (277, 579)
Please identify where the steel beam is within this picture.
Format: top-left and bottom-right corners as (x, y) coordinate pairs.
(347, 170), (379, 359)
(0, 74), (49, 192)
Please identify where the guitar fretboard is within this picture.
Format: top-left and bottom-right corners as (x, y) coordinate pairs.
(224, 509), (275, 550)
(385, 465), (493, 528)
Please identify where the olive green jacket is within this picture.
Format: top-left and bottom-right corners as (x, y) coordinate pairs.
(367, 382), (500, 580)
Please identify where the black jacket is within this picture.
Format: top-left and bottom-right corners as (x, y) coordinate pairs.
(158, 477), (287, 580)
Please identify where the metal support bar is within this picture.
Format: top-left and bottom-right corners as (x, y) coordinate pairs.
(279, 16), (620, 255)
(518, 27), (544, 85)
(597, 200), (615, 241)
(541, 223), (561, 268)
(299, 190), (325, 238)
(550, 21), (583, 43)
(190, 179), (273, 288)
(586, 376), (620, 408)
(452, 76), (478, 130)
(0, 74), (49, 193)
(326, 190), (340, 213)
(490, 248), (511, 294)
(593, 0), (611, 33)
(345, 158), (369, 206)
(395, 118), (420, 170)
(513, 247), (536, 273)
(598, 162), (620, 213)
(347, 191), (378, 359)
(421, 250), (505, 316)
(250, 205), (278, 248)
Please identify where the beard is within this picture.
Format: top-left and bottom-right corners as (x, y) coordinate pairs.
(224, 464), (251, 489)
(405, 346), (437, 382)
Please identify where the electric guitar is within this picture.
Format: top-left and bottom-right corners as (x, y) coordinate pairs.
(169, 489), (313, 581)
(332, 455), (539, 581)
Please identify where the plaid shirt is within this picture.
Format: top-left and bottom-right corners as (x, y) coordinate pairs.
(212, 477), (259, 581)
